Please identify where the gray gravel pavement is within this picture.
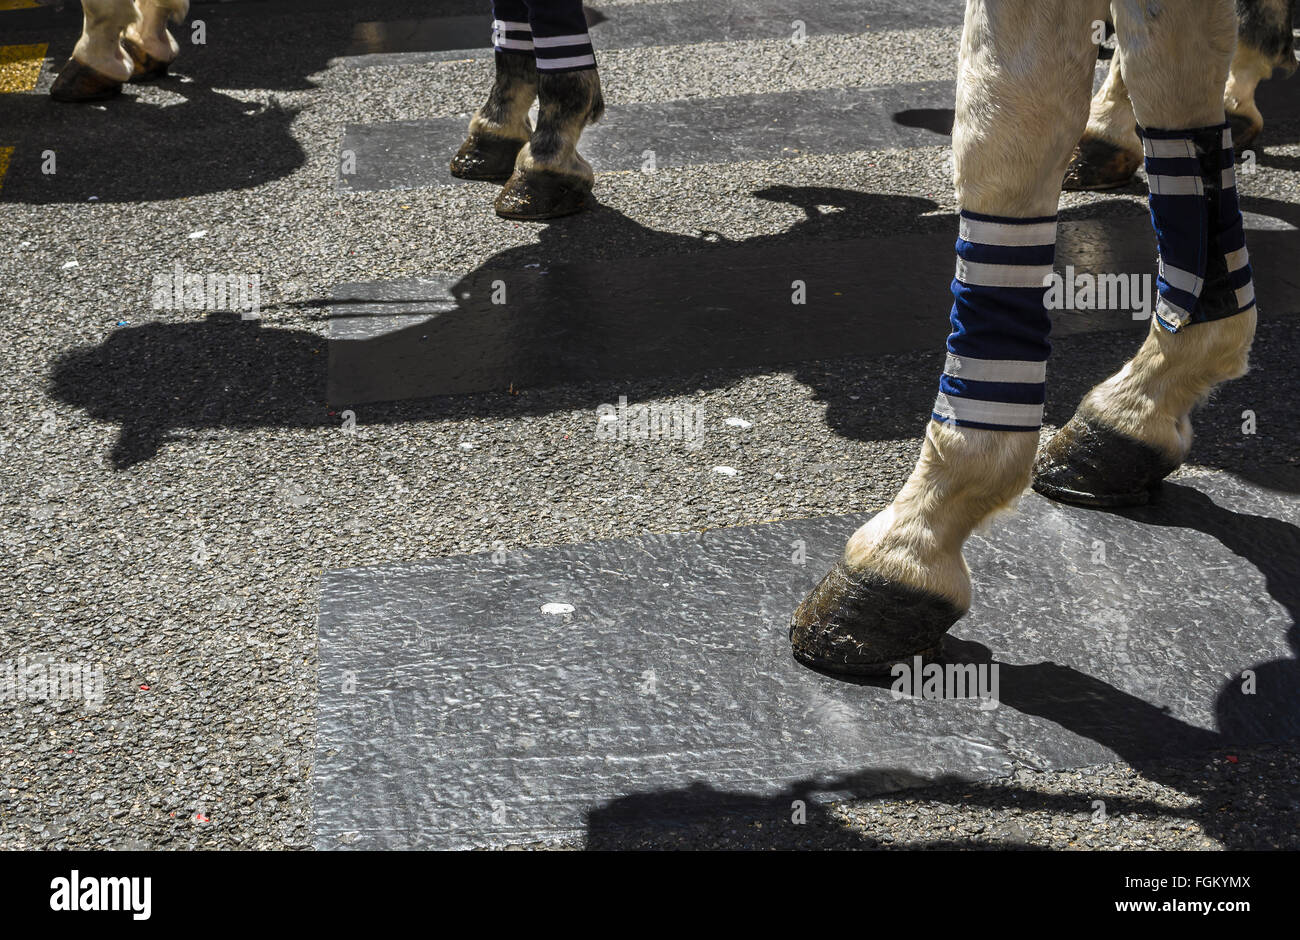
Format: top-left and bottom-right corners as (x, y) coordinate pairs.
(1, 0), (1298, 850)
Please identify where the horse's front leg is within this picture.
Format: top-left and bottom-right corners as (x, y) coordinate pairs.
(52, 0), (138, 101)
(790, 0), (1106, 674)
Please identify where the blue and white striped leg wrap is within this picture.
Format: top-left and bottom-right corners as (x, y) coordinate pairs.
(493, 1), (597, 72)
(1140, 123), (1255, 332)
(931, 211), (1056, 433)
(491, 0), (535, 55)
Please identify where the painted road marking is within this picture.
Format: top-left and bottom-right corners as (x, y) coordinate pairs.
(335, 0), (964, 67)
(0, 42), (46, 93)
(338, 82), (958, 193)
(0, 43), (49, 192)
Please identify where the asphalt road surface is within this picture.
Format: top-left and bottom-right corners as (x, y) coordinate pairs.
(2, 0), (1299, 849)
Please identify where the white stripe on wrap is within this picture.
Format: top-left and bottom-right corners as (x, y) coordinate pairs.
(1236, 280), (1256, 309)
(1226, 246), (1249, 272)
(1222, 166), (1236, 189)
(1222, 127), (1233, 150)
(496, 37), (535, 50)
(1158, 259), (1205, 295)
(492, 19), (531, 31)
(958, 216), (1058, 247)
(1141, 136), (1195, 159)
(1147, 174), (1204, 196)
(533, 33), (593, 48)
(933, 393), (1043, 428)
(954, 258), (1054, 289)
(535, 53), (596, 68)
(943, 353), (1046, 384)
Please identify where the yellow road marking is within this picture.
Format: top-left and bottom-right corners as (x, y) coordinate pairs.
(0, 145), (12, 193)
(0, 0), (41, 11)
(0, 42), (47, 93)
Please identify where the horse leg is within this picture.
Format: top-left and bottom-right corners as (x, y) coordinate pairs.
(121, 0), (189, 81)
(1063, 45), (1144, 190)
(493, 0), (603, 220)
(1065, 0), (1298, 188)
(1225, 0), (1298, 149)
(51, 0), (137, 102)
(789, 0), (1106, 674)
(450, 0), (539, 183)
(1035, 0), (1255, 506)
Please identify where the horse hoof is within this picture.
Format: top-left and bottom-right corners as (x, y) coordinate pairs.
(493, 167), (592, 221)
(121, 36), (171, 82)
(49, 58), (124, 103)
(789, 562), (964, 676)
(1032, 414), (1180, 508)
(449, 132), (526, 183)
(1227, 112), (1261, 152)
(1062, 135), (1142, 191)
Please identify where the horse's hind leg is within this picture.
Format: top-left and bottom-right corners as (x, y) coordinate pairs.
(122, 0), (189, 81)
(1224, 0), (1298, 149)
(1035, 0), (1257, 507)
(1063, 45), (1144, 191)
(493, 0), (604, 220)
(789, 0), (1105, 674)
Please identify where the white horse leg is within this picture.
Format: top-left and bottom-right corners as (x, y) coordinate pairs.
(1064, 46), (1144, 190)
(51, 0), (137, 101)
(790, 0), (1106, 674)
(1066, 0), (1298, 188)
(123, 0), (189, 78)
(1035, 0), (1255, 505)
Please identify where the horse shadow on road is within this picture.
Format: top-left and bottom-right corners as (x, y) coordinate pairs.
(48, 185), (950, 465)
(47, 184), (1300, 501)
(0, 81), (303, 204)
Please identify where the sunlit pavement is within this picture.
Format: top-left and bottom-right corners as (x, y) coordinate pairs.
(1, 0), (1298, 849)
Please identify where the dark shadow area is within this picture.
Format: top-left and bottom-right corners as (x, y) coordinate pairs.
(0, 0), (484, 203)
(584, 485), (1300, 849)
(585, 769), (1041, 849)
(0, 83), (303, 203)
(47, 187), (1300, 491)
(891, 107), (953, 136)
(49, 312), (327, 467)
(1248, 73), (1300, 165)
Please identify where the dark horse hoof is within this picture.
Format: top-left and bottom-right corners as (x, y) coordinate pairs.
(121, 36), (171, 82)
(789, 563), (964, 676)
(493, 167), (592, 220)
(1062, 134), (1142, 191)
(49, 58), (124, 103)
(1032, 414), (1181, 508)
(449, 132), (526, 183)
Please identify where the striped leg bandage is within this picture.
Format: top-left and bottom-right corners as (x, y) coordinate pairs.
(492, 0), (597, 72)
(1141, 123), (1255, 332)
(931, 211), (1056, 432)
